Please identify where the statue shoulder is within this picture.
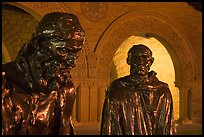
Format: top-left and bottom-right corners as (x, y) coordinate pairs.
(2, 70), (14, 98)
(2, 72), (8, 98)
(105, 76), (132, 100)
(108, 76), (130, 90)
(148, 71), (172, 98)
(151, 79), (172, 99)
(149, 70), (169, 87)
(65, 79), (75, 89)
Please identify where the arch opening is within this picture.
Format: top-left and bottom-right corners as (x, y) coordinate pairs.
(110, 34), (181, 121)
(2, 3), (39, 63)
(3, 2), (42, 20)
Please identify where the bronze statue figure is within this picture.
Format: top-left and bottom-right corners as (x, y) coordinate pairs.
(2, 12), (85, 135)
(100, 44), (176, 135)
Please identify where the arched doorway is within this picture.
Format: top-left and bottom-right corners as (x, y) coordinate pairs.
(94, 10), (198, 124)
(2, 3), (39, 62)
(111, 35), (180, 120)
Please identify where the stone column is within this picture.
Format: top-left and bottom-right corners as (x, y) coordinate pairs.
(182, 82), (195, 124)
(97, 83), (107, 122)
(178, 83), (192, 124)
(72, 84), (79, 122)
(89, 82), (98, 122)
(191, 81), (202, 124)
(76, 82), (90, 122)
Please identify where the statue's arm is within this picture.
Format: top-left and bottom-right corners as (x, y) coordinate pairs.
(2, 72), (8, 98)
(100, 89), (122, 135)
(58, 84), (76, 135)
(153, 86), (177, 135)
(100, 96), (112, 135)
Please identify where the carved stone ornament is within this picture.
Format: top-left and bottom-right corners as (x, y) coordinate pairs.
(94, 11), (197, 84)
(81, 2), (107, 22)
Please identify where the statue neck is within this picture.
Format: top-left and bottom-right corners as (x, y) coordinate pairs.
(130, 73), (149, 80)
(129, 73), (149, 85)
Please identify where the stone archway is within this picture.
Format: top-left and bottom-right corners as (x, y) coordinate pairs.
(5, 2), (72, 21)
(2, 14), (23, 62)
(111, 35), (181, 120)
(2, 42), (11, 63)
(94, 10), (198, 124)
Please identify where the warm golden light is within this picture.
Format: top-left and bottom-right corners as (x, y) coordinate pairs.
(112, 35), (179, 120)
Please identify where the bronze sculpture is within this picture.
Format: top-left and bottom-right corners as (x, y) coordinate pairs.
(2, 12), (85, 135)
(100, 44), (176, 135)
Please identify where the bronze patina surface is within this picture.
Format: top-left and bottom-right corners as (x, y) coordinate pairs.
(2, 12), (85, 135)
(100, 44), (176, 135)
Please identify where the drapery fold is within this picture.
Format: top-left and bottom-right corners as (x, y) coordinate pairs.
(100, 73), (176, 135)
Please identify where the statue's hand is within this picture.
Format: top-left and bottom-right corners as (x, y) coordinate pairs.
(2, 72), (6, 90)
(2, 72), (10, 99)
(57, 86), (75, 135)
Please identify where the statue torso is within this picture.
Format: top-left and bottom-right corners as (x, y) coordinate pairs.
(101, 72), (174, 135)
(2, 67), (76, 135)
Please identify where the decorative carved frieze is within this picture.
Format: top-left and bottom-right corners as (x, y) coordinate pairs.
(32, 2), (49, 9)
(94, 11), (198, 84)
(81, 2), (107, 22)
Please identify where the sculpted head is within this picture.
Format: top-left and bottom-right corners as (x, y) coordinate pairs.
(16, 12), (85, 93)
(127, 44), (154, 76)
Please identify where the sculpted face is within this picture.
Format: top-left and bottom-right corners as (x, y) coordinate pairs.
(127, 45), (154, 76)
(25, 12), (85, 92)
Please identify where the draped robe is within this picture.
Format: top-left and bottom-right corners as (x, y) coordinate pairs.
(100, 71), (176, 135)
(2, 64), (75, 135)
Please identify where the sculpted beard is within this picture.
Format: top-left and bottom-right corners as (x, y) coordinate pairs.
(36, 59), (70, 92)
